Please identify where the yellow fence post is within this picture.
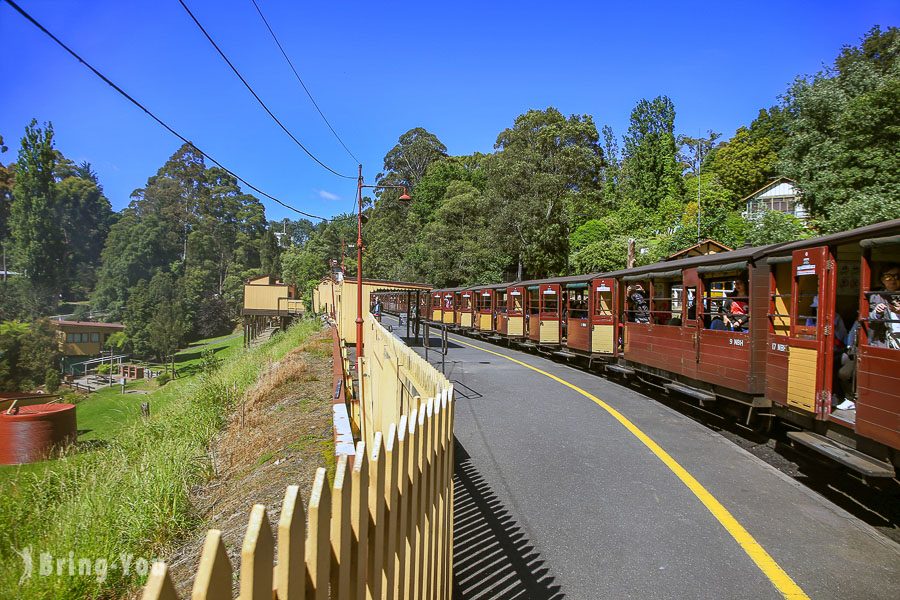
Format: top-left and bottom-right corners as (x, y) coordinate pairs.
(277, 485), (306, 600)
(307, 468), (331, 600)
(331, 455), (352, 599)
(240, 504), (275, 600)
(192, 530), (232, 600)
(367, 432), (385, 600)
(384, 421), (402, 600)
(141, 563), (178, 600)
(351, 441), (369, 600)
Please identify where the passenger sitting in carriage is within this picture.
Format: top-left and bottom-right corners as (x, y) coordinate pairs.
(869, 263), (900, 349)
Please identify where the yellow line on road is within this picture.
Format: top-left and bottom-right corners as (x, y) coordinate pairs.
(450, 335), (809, 600)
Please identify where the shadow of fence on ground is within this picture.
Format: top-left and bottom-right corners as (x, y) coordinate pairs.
(453, 438), (564, 600)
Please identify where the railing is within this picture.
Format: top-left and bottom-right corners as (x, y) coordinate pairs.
(142, 312), (455, 600)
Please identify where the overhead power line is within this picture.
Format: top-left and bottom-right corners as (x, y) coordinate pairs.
(3, 0), (345, 222)
(177, 0), (354, 179)
(249, 0), (360, 166)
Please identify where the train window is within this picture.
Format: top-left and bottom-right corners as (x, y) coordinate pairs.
(684, 286), (697, 322)
(527, 288), (540, 315)
(625, 281), (650, 323)
(568, 289), (589, 319)
(795, 273), (819, 339)
(651, 281), (677, 325)
(497, 291), (508, 313)
(771, 263), (792, 337)
(542, 290), (559, 315)
(703, 278), (749, 331)
(593, 285), (613, 317)
(510, 290), (524, 314)
(865, 261), (900, 349)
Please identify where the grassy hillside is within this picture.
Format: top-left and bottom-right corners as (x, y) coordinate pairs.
(0, 320), (322, 599)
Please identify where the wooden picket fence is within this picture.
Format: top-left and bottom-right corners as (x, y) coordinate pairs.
(142, 381), (455, 600)
(359, 314), (451, 449)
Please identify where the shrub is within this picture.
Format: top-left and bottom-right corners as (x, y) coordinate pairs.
(199, 347), (221, 375)
(44, 369), (61, 393)
(156, 372), (171, 386)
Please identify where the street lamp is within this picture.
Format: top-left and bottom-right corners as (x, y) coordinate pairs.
(355, 164), (411, 360)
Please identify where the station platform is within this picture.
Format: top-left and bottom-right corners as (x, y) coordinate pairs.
(378, 315), (900, 599)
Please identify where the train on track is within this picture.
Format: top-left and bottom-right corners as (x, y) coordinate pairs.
(370, 219), (900, 480)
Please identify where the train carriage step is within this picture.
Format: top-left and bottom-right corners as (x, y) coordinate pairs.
(606, 364), (635, 376)
(552, 350), (579, 359)
(787, 431), (895, 478)
(664, 382), (717, 404)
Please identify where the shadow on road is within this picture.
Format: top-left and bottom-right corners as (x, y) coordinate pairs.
(453, 438), (564, 600)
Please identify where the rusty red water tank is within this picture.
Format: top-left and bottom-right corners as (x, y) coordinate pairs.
(0, 403), (77, 464)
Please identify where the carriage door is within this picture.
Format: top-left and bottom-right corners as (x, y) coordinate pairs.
(540, 284), (562, 345)
(682, 269), (702, 370)
(431, 293), (441, 321)
(478, 289), (493, 330)
(787, 246), (835, 416)
(442, 293), (454, 323)
(591, 278), (616, 356)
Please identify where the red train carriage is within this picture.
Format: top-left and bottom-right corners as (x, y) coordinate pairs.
(563, 276), (618, 362)
(525, 280), (563, 347)
(611, 247), (773, 420)
(474, 287), (495, 333)
(759, 221), (900, 475)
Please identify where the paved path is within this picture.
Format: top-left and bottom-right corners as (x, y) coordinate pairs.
(381, 315), (900, 600)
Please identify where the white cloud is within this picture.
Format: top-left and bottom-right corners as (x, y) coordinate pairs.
(318, 190), (340, 201)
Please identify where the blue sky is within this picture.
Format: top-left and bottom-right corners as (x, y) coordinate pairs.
(2, 1), (897, 221)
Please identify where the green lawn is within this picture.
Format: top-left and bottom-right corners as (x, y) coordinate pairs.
(0, 321), (321, 599)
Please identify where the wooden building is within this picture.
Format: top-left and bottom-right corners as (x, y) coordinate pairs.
(667, 239), (733, 261)
(241, 275), (303, 345)
(53, 320), (124, 357)
(742, 177), (809, 221)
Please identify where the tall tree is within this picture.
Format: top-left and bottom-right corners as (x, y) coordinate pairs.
(485, 108), (603, 278)
(780, 26), (900, 230)
(0, 135), (12, 257)
(365, 128), (449, 280)
(620, 96), (683, 212)
(379, 127), (448, 189)
(9, 120), (65, 294)
(599, 125), (621, 212)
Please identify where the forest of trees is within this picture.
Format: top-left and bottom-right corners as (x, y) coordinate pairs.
(0, 26), (896, 391)
(282, 26), (899, 289)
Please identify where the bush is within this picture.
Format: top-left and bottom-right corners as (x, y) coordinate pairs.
(44, 369), (61, 393)
(156, 372), (171, 386)
(199, 347), (221, 375)
(96, 363), (112, 375)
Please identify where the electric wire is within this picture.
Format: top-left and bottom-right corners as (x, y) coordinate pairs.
(3, 0), (348, 222)
(249, 0), (360, 166)
(176, 0), (354, 179)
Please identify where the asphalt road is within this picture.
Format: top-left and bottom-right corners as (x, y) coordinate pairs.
(381, 315), (900, 600)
